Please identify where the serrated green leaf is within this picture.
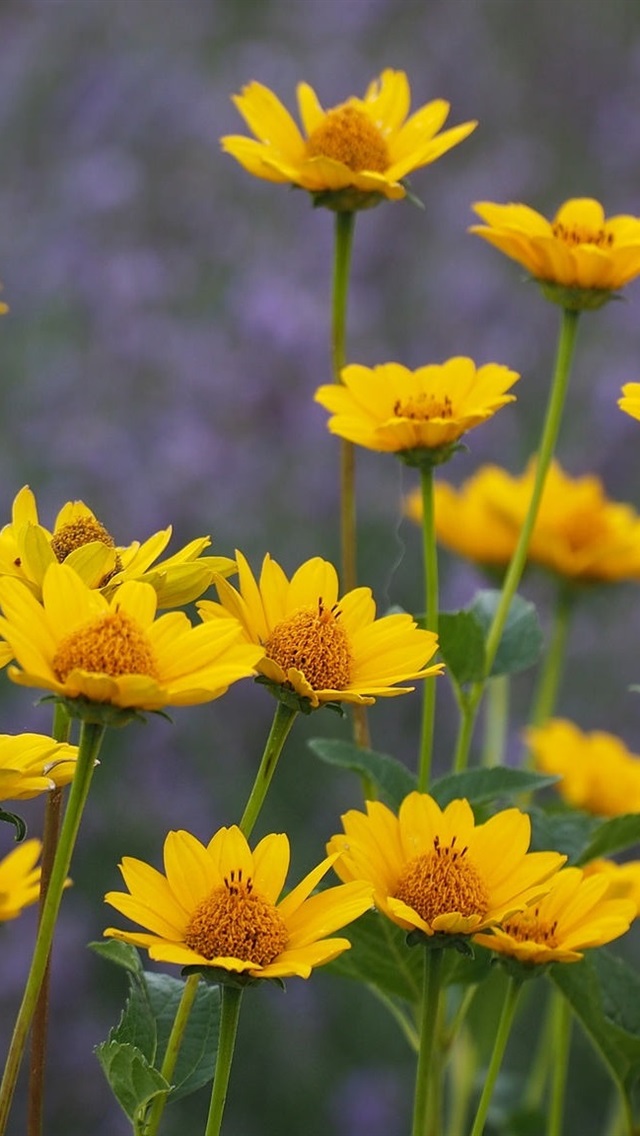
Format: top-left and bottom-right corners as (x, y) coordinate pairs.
(308, 738), (416, 809)
(88, 939), (144, 976)
(95, 1040), (170, 1128)
(437, 611), (486, 686)
(576, 814), (640, 865)
(527, 807), (601, 861)
(145, 974), (220, 1102)
(328, 910), (423, 1004)
(431, 768), (557, 809)
(470, 590), (543, 678)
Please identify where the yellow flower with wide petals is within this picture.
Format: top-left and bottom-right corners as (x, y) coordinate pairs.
(0, 563), (262, 716)
(104, 825), (372, 979)
(198, 552), (442, 710)
(314, 359), (518, 463)
(470, 198), (640, 308)
(222, 69), (477, 210)
(527, 718), (640, 817)
(0, 733), (78, 801)
(474, 867), (634, 964)
(0, 486), (235, 608)
(404, 467), (518, 568)
(0, 839), (41, 922)
(328, 792), (564, 938)
(619, 382), (640, 423)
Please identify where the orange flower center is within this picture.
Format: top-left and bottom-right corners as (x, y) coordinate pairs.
(394, 836), (489, 926)
(50, 517), (123, 584)
(52, 611), (159, 681)
(552, 221), (614, 249)
(394, 393), (454, 421)
(501, 906), (558, 947)
(185, 870), (289, 964)
(264, 599), (352, 691)
(306, 104), (389, 173)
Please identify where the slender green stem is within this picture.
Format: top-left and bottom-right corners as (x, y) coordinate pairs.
(547, 992), (572, 1136)
(529, 584), (575, 729)
(481, 675), (510, 768)
(331, 210), (357, 592)
(453, 696), (476, 774)
(453, 307), (582, 772)
(446, 1028), (477, 1136)
(203, 986), (243, 1136)
(411, 948), (445, 1136)
(0, 719), (105, 1136)
(523, 986), (555, 1112)
(418, 466), (439, 790)
(239, 702), (297, 838)
(468, 976), (522, 1136)
(144, 973), (201, 1136)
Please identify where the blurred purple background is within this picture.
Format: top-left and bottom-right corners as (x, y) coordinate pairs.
(1, 1), (640, 1132)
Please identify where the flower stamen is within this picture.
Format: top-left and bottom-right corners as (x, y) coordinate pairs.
(50, 517), (123, 585)
(306, 104), (389, 172)
(500, 907), (559, 947)
(551, 221), (614, 249)
(394, 393), (454, 421)
(394, 835), (489, 924)
(185, 873), (289, 964)
(264, 599), (352, 690)
(52, 611), (159, 681)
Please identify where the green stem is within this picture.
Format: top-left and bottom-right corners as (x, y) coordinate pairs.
(523, 986), (555, 1112)
(452, 696), (476, 774)
(239, 702), (297, 838)
(468, 976), (522, 1136)
(411, 948), (445, 1136)
(453, 307), (582, 773)
(144, 973), (201, 1136)
(529, 584), (575, 729)
(0, 719), (105, 1136)
(203, 985), (243, 1136)
(331, 210), (356, 592)
(481, 675), (510, 768)
(418, 465), (439, 790)
(446, 1028), (477, 1136)
(547, 992), (571, 1136)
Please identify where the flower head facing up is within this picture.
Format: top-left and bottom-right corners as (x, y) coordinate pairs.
(222, 69), (477, 211)
(328, 792), (564, 939)
(198, 552), (442, 711)
(104, 826), (373, 980)
(314, 359), (518, 467)
(619, 382), (640, 424)
(470, 198), (640, 309)
(474, 867), (635, 965)
(0, 486), (235, 609)
(527, 718), (640, 817)
(0, 733), (78, 802)
(0, 839), (41, 922)
(0, 563), (262, 719)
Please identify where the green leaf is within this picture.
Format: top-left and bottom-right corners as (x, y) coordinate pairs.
(470, 590), (544, 678)
(328, 910), (423, 1004)
(0, 807), (27, 842)
(95, 1040), (169, 1130)
(431, 768), (557, 809)
(437, 611), (486, 686)
(308, 738), (416, 809)
(88, 940), (144, 976)
(527, 808), (601, 861)
(144, 974), (220, 1102)
(576, 814), (640, 865)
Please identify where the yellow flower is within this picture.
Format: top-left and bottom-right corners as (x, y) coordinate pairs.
(198, 552), (442, 710)
(314, 359), (518, 461)
(0, 839), (41, 922)
(221, 69), (477, 210)
(470, 198), (640, 308)
(619, 382), (640, 423)
(328, 792), (564, 938)
(583, 859), (640, 916)
(104, 825), (373, 979)
(474, 867), (635, 964)
(0, 733), (78, 801)
(0, 563), (262, 716)
(405, 467), (518, 568)
(527, 718), (640, 817)
(0, 486), (235, 608)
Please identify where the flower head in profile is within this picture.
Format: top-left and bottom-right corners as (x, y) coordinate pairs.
(527, 718), (640, 817)
(104, 825), (372, 980)
(0, 839), (41, 922)
(314, 359), (518, 468)
(470, 198), (640, 309)
(222, 69), (477, 211)
(619, 382), (640, 423)
(0, 734), (78, 801)
(404, 466), (518, 569)
(328, 792), (564, 939)
(0, 563), (262, 721)
(474, 867), (634, 964)
(198, 552), (442, 711)
(0, 486), (235, 609)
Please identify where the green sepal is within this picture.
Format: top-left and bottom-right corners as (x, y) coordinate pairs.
(401, 179), (425, 209)
(399, 441), (468, 471)
(405, 929), (476, 956)
(57, 696), (147, 728)
(0, 806), (27, 841)
(182, 964), (285, 992)
(310, 187), (384, 212)
(255, 675), (344, 717)
(537, 279), (618, 311)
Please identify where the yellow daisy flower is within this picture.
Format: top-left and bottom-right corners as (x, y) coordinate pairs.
(104, 825), (373, 979)
(404, 467), (518, 568)
(470, 198), (640, 308)
(582, 859), (640, 916)
(474, 867), (635, 964)
(0, 839), (41, 922)
(0, 734), (78, 801)
(198, 551), (442, 710)
(328, 792), (564, 938)
(314, 359), (518, 462)
(527, 718), (640, 817)
(0, 563), (262, 716)
(619, 382), (640, 423)
(221, 69), (477, 210)
(0, 486), (235, 608)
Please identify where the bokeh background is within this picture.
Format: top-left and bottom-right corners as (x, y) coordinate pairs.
(1, 0), (640, 1132)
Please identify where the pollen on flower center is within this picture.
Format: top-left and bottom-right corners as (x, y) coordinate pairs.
(264, 599), (352, 691)
(306, 104), (389, 173)
(552, 221), (614, 249)
(52, 610), (159, 681)
(501, 906), (558, 947)
(184, 871), (289, 965)
(394, 393), (454, 421)
(50, 517), (123, 584)
(394, 836), (489, 925)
